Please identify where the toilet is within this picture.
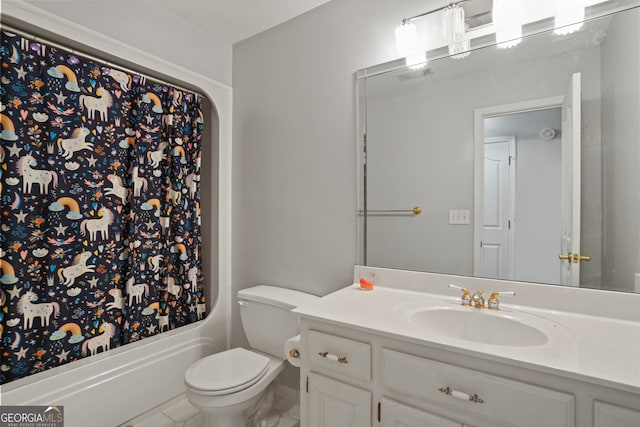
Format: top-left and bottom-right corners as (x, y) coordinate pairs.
(184, 285), (318, 427)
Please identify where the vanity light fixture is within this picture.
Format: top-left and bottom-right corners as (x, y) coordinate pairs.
(493, 0), (525, 48)
(442, 3), (471, 59)
(396, 1), (475, 66)
(395, 19), (426, 68)
(554, 0), (586, 35)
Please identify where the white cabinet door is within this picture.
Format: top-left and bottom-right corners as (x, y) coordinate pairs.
(594, 401), (640, 427)
(380, 398), (461, 427)
(308, 372), (371, 427)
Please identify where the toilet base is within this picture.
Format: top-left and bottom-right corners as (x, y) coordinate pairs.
(191, 390), (264, 427)
(204, 412), (247, 427)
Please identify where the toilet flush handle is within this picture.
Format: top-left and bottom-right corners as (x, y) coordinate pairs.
(238, 300), (249, 307)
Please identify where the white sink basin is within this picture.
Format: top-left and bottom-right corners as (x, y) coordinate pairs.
(400, 303), (571, 347)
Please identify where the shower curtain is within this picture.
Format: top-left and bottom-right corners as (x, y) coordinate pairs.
(0, 30), (206, 384)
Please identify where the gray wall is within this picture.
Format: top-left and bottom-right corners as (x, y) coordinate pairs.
(601, 9), (640, 292)
(231, 0), (441, 350)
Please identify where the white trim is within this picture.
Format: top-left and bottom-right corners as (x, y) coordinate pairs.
(473, 96), (564, 276)
(562, 72), (582, 287)
(1, 2), (233, 423)
(355, 76), (367, 265)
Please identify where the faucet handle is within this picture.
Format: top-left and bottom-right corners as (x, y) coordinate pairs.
(448, 284), (471, 306)
(487, 291), (515, 310)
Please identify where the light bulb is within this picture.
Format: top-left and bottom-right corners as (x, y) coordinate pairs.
(395, 21), (427, 67)
(496, 27), (523, 48)
(555, 1), (585, 35)
(493, 0), (524, 49)
(443, 4), (470, 59)
(395, 21), (419, 57)
(406, 52), (427, 69)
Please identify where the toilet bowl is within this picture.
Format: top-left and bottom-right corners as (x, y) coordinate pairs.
(185, 348), (284, 427)
(184, 285), (318, 427)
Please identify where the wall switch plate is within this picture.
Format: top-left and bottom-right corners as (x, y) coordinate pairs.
(449, 210), (471, 225)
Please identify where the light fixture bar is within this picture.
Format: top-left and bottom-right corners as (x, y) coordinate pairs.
(402, 0), (470, 24)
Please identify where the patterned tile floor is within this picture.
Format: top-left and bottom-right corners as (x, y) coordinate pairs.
(120, 384), (300, 427)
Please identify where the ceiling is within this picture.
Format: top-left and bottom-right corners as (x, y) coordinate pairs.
(22, 0), (334, 44)
(153, 0), (334, 43)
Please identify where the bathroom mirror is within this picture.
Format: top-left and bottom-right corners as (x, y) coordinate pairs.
(357, 4), (640, 293)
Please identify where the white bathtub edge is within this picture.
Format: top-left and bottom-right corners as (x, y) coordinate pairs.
(1, 332), (221, 427)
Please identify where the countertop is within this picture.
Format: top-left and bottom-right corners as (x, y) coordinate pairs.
(294, 284), (640, 395)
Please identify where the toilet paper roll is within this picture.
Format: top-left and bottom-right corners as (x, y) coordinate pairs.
(284, 335), (302, 367)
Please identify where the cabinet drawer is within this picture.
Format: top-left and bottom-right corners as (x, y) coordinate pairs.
(380, 348), (574, 427)
(594, 401), (640, 427)
(380, 398), (461, 427)
(307, 330), (371, 382)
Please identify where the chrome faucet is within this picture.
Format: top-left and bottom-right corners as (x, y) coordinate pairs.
(471, 290), (485, 308)
(450, 285), (515, 310)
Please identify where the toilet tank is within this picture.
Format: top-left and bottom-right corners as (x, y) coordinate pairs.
(238, 285), (319, 358)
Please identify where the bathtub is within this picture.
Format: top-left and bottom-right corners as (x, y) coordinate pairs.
(0, 3), (233, 427)
(0, 320), (226, 427)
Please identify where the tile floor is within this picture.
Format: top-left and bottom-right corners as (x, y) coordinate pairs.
(119, 384), (300, 427)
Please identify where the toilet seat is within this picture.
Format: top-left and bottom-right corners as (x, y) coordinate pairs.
(185, 348), (270, 396)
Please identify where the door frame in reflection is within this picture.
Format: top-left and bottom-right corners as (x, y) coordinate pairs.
(473, 96), (565, 282)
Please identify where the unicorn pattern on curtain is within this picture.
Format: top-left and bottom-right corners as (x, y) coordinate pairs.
(0, 30), (206, 385)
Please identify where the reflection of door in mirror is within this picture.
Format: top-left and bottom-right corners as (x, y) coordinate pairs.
(475, 100), (564, 285)
(482, 136), (515, 280)
(560, 73), (583, 287)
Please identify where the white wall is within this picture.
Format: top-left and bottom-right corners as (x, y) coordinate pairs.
(601, 9), (640, 292)
(20, 0), (232, 85)
(231, 0), (445, 350)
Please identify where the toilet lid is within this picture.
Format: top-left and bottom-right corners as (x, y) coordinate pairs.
(185, 348), (270, 394)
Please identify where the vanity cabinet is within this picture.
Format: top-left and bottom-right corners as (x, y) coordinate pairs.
(299, 320), (639, 427)
(307, 372), (371, 427)
(593, 401), (640, 427)
(379, 398), (461, 427)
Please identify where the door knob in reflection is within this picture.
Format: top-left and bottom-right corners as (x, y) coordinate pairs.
(559, 253), (591, 263)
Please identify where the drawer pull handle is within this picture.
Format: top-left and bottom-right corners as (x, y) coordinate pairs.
(318, 351), (348, 364)
(438, 386), (484, 404)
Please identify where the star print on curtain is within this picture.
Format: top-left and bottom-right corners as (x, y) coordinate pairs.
(0, 30), (207, 385)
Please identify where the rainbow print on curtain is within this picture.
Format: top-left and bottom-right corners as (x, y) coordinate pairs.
(0, 30), (206, 384)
